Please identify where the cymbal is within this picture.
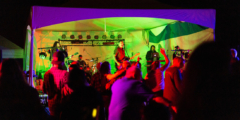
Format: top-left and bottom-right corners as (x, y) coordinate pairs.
(85, 59), (95, 62)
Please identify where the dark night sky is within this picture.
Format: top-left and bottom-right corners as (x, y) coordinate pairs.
(0, 0), (239, 49)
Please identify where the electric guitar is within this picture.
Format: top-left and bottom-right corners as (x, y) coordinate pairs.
(64, 52), (79, 68)
(116, 53), (140, 69)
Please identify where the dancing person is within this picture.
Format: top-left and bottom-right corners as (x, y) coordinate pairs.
(145, 48), (170, 97)
(163, 57), (184, 118)
(43, 51), (68, 119)
(0, 59), (49, 120)
(108, 66), (154, 120)
(90, 61), (126, 120)
(60, 67), (104, 120)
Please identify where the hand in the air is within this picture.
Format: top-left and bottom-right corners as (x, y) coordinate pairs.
(137, 56), (140, 62)
(160, 48), (166, 55)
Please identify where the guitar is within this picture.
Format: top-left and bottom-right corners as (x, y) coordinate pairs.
(116, 53), (140, 69)
(64, 52), (79, 69)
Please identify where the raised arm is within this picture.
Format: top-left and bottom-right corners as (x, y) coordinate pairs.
(132, 56), (141, 67)
(106, 68), (126, 80)
(160, 48), (170, 71)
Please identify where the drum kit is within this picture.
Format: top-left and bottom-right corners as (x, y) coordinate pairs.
(85, 57), (100, 74)
(84, 56), (112, 75)
(65, 57), (100, 75)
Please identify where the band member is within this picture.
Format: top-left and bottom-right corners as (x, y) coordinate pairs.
(113, 41), (126, 70)
(49, 41), (61, 61)
(78, 55), (86, 70)
(146, 45), (159, 72)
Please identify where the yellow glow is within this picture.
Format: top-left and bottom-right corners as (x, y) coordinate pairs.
(92, 108), (97, 118)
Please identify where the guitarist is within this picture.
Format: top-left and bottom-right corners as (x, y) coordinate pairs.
(113, 41), (126, 70)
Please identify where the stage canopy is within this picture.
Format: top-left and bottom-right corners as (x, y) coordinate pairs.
(32, 6), (215, 30)
(27, 6), (215, 79)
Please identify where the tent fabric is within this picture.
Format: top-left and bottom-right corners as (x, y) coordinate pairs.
(149, 28), (214, 59)
(36, 17), (178, 32)
(0, 35), (23, 58)
(149, 22), (209, 43)
(32, 6), (216, 30)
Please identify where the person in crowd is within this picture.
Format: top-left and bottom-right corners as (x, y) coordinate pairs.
(91, 61), (126, 93)
(163, 56), (184, 119)
(43, 51), (68, 119)
(61, 61), (80, 98)
(163, 57), (184, 104)
(175, 41), (240, 120)
(108, 66), (154, 120)
(145, 48), (170, 97)
(90, 61), (126, 120)
(230, 48), (239, 64)
(111, 56), (141, 87)
(90, 62), (102, 87)
(68, 61), (80, 71)
(143, 101), (171, 120)
(113, 60), (131, 81)
(96, 62), (102, 73)
(131, 56), (141, 69)
(146, 45), (159, 72)
(0, 59), (49, 120)
(60, 67), (104, 120)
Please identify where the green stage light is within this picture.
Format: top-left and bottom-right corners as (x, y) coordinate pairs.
(110, 35), (115, 39)
(102, 35), (107, 39)
(118, 34), (122, 39)
(62, 34), (66, 39)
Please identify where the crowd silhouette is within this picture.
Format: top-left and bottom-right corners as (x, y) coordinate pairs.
(0, 41), (239, 120)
